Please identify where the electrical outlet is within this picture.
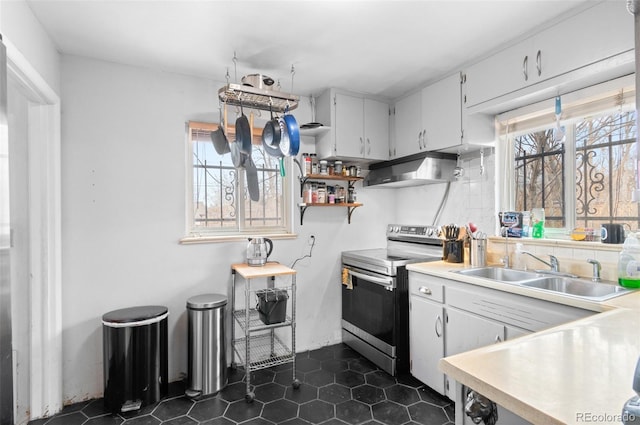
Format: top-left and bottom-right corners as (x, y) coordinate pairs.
(308, 235), (316, 245)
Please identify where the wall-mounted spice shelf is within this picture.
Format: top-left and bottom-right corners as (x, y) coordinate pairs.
(297, 173), (364, 225)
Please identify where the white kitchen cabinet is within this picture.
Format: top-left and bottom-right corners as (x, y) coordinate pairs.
(410, 296), (445, 394)
(333, 93), (364, 158)
(421, 73), (462, 152)
(409, 272), (446, 394)
(445, 308), (505, 355)
(464, 1), (633, 109)
(444, 307), (505, 397)
(394, 73), (493, 156)
(364, 98), (391, 160)
(315, 89), (389, 162)
(391, 91), (422, 158)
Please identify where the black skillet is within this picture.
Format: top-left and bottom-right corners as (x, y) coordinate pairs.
(236, 102), (252, 155)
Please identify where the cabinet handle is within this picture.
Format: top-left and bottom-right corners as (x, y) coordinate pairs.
(367, 138), (371, 155)
(417, 131), (422, 149)
(359, 137), (364, 154)
(495, 335), (503, 343)
(435, 315), (443, 338)
(419, 286), (432, 295)
(422, 130), (427, 149)
(536, 50), (542, 77)
(522, 55), (529, 81)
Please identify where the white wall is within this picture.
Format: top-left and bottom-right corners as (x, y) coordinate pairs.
(60, 55), (395, 402)
(0, 0), (61, 96)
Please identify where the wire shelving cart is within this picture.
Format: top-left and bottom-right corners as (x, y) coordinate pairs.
(230, 263), (299, 402)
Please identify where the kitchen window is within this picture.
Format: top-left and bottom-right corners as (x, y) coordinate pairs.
(184, 121), (292, 241)
(498, 77), (638, 235)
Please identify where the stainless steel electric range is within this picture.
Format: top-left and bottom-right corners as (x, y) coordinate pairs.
(341, 224), (443, 376)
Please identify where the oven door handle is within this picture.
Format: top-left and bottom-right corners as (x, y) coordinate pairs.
(348, 269), (395, 289)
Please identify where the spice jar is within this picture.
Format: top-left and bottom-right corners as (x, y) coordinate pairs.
(317, 183), (327, 203)
(303, 183), (313, 203)
(348, 187), (357, 203)
(311, 154), (318, 175)
(334, 161), (343, 175)
(303, 153), (312, 176)
(328, 185), (336, 204)
(336, 185), (345, 203)
(319, 160), (328, 175)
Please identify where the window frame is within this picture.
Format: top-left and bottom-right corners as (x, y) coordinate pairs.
(496, 76), (637, 239)
(182, 121), (295, 244)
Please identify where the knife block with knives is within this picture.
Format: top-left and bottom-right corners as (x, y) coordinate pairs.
(442, 224), (464, 263)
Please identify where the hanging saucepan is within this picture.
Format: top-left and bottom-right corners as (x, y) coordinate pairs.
(279, 113), (300, 157)
(262, 118), (286, 177)
(262, 104), (282, 150)
(236, 102), (252, 155)
(210, 106), (231, 154)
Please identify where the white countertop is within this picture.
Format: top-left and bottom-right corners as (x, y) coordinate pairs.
(407, 261), (640, 425)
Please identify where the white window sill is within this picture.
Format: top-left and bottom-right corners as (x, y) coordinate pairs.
(180, 233), (298, 245)
(488, 236), (623, 252)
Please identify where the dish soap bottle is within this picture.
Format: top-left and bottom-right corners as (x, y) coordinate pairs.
(618, 232), (640, 288)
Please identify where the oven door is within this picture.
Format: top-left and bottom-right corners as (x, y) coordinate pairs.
(341, 265), (397, 354)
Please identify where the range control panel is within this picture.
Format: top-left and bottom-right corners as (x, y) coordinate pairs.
(386, 224), (441, 239)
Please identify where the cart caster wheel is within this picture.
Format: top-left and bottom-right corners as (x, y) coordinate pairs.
(245, 392), (255, 403)
(292, 379), (301, 389)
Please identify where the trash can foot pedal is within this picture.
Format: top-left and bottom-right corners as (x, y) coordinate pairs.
(185, 389), (202, 399)
(121, 400), (142, 412)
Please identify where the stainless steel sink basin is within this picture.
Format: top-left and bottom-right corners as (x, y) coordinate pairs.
(456, 267), (542, 282)
(521, 277), (631, 301)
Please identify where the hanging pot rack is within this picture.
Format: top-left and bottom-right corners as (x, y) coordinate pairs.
(218, 83), (299, 113)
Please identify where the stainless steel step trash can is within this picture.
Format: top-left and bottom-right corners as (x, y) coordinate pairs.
(186, 294), (228, 398)
(102, 305), (169, 413)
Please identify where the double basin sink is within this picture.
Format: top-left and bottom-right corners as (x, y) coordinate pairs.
(455, 267), (631, 301)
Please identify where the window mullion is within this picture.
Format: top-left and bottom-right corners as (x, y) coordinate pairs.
(564, 125), (576, 232)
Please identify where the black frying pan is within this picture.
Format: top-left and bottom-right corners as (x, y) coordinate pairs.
(236, 103), (252, 154)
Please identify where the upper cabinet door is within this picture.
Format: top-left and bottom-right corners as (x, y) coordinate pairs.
(334, 93), (366, 158)
(393, 91), (422, 159)
(364, 98), (389, 161)
(463, 37), (533, 108)
(534, 2), (633, 82)
(464, 2), (633, 110)
(422, 73), (462, 152)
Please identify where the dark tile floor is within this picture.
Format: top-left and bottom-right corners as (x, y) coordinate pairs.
(29, 344), (454, 425)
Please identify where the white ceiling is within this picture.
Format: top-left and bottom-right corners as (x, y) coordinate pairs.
(25, 0), (594, 101)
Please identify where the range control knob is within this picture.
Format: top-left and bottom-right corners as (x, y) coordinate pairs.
(426, 228), (435, 237)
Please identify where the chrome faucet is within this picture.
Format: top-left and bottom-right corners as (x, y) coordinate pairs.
(521, 251), (559, 272)
(500, 226), (510, 268)
(587, 259), (602, 282)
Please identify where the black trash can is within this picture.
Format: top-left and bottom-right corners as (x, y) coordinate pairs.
(102, 305), (169, 413)
(186, 294), (227, 398)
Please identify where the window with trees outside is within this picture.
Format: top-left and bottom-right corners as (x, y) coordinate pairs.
(508, 89), (638, 236)
(187, 121), (291, 239)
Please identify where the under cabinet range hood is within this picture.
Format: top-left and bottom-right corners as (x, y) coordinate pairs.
(364, 152), (457, 188)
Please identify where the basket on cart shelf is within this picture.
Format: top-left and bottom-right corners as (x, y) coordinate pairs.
(255, 289), (289, 325)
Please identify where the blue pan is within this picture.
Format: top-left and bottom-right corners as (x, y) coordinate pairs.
(279, 114), (300, 157)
